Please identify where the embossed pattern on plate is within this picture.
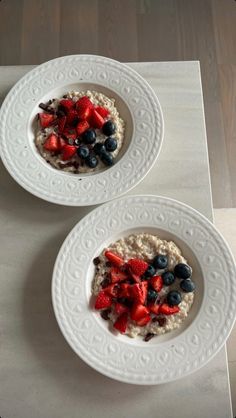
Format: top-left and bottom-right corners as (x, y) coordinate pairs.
(0, 55), (164, 206)
(52, 195), (236, 384)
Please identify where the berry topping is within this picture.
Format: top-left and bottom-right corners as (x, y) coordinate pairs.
(104, 251), (124, 267)
(148, 303), (160, 315)
(61, 144), (77, 161)
(104, 137), (117, 152)
(162, 271), (175, 286)
(82, 128), (96, 144)
(93, 143), (106, 155)
(143, 264), (156, 278)
(158, 304), (180, 315)
(130, 304), (149, 322)
(149, 275), (163, 292)
(76, 120), (90, 136)
(180, 279), (196, 293)
(43, 133), (60, 152)
(76, 96), (93, 120)
(95, 106), (109, 118)
(152, 254), (168, 269)
(114, 302), (129, 315)
(113, 312), (128, 333)
(174, 263), (192, 279)
(102, 120), (116, 136)
(38, 113), (56, 128)
(100, 150), (114, 166)
(147, 289), (158, 303)
(136, 314), (151, 326)
(59, 99), (74, 112)
(66, 109), (78, 126)
(77, 145), (90, 159)
(127, 258), (149, 276)
(85, 154), (98, 168)
(95, 290), (112, 310)
(90, 109), (104, 129)
(110, 266), (128, 283)
(166, 290), (182, 306)
(131, 282), (148, 304)
(58, 116), (67, 133)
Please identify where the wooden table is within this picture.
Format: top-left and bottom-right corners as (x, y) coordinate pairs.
(0, 62), (233, 418)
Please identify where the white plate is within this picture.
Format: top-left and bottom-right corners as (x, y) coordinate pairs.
(52, 195), (236, 384)
(0, 55), (164, 206)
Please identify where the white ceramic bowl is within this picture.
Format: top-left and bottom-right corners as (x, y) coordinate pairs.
(52, 195), (236, 384)
(0, 55), (164, 206)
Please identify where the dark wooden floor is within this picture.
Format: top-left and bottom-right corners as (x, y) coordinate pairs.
(0, 0), (236, 207)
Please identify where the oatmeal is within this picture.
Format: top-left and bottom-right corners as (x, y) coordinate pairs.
(92, 233), (196, 340)
(35, 90), (125, 173)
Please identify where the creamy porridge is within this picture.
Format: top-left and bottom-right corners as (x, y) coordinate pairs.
(35, 90), (125, 173)
(92, 233), (196, 340)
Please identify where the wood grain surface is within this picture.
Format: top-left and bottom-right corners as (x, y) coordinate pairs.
(0, 0), (235, 207)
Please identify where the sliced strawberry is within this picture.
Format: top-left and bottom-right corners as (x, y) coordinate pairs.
(131, 282), (148, 304)
(159, 304), (180, 315)
(130, 304), (149, 321)
(75, 96), (93, 111)
(113, 312), (128, 333)
(76, 120), (90, 136)
(77, 105), (91, 120)
(103, 283), (118, 297)
(118, 283), (132, 298)
(63, 128), (77, 141)
(149, 275), (163, 293)
(90, 109), (104, 129)
(58, 136), (66, 150)
(136, 314), (151, 326)
(110, 266), (128, 283)
(95, 291), (112, 310)
(95, 106), (109, 118)
(127, 258), (148, 276)
(114, 302), (129, 315)
(66, 109), (78, 125)
(61, 144), (77, 161)
(38, 113), (55, 128)
(43, 133), (59, 152)
(60, 99), (74, 112)
(58, 116), (67, 133)
(104, 251), (124, 268)
(148, 304), (160, 315)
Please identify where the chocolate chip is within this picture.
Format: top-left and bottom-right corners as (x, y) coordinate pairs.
(152, 317), (159, 323)
(93, 257), (101, 265)
(144, 333), (155, 342)
(101, 278), (110, 288)
(157, 317), (167, 327)
(100, 309), (111, 320)
(62, 94), (68, 99)
(56, 109), (66, 118)
(105, 261), (112, 267)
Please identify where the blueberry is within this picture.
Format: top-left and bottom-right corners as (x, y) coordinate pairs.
(162, 271), (175, 286)
(152, 254), (168, 269)
(93, 143), (106, 155)
(147, 289), (158, 302)
(144, 265), (156, 278)
(100, 151), (114, 166)
(102, 120), (116, 136)
(85, 154), (98, 168)
(174, 263), (192, 279)
(180, 279), (196, 293)
(105, 137), (117, 152)
(82, 129), (96, 144)
(167, 290), (182, 306)
(77, 146), (90, 159)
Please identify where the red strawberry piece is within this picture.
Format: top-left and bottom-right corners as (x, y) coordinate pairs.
(113, 312), (128, 333)
(95, 290), (112, 310)
(38, 113), (55, 128)
(95, 106), (109, 118)
(159, 304), (180, 315)
(61, 144), (77, 161)
(76, 120), (90, 136)
(103, 283), (118, 297)
(58, 116), (67, 133)
(127, 258), (148, 276)
(76, 97), (93, 120)
(148, 304), (160, 315)
(131, 282), (148, 304)
(149, 275), (163, 293)
(130, 304), (149, 321)
(114, 302), (129, 315)
(43, 133), (59, 152)
(136, 314), (151, 326)
(90, 109), (104, 129)
(104, 251), (124, 268)
(110, 266), (128, 283)
(60, 99), (74, 112)
(58, 136), (66, 150)
(66, 109), (78, 125)
(118, 283), (132, 298)
(63, 128), (77, 141)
